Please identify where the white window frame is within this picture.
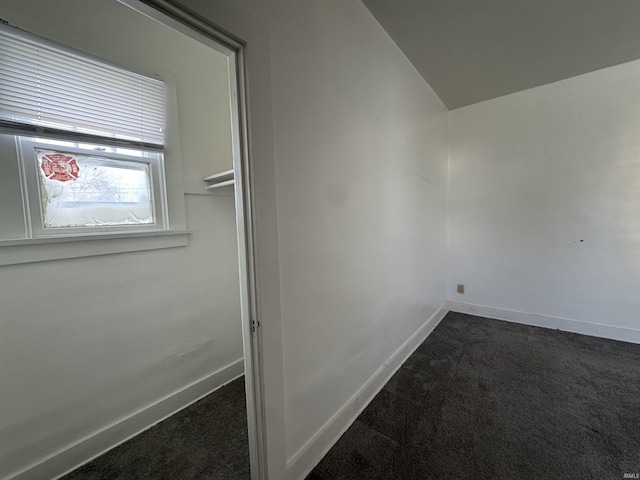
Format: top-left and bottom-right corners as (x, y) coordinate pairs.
(17, 137), (169, 237)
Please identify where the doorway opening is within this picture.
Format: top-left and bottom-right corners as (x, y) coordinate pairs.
(0, 0), (265, 479)
(121, 3), (266, 478)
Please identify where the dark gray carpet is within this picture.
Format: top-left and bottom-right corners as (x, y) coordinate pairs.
(307, 312), (640, 480)
(62, 376), (250, 480)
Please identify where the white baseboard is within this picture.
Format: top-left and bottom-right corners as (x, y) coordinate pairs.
(447, 301), (640, 345)
(8, 358), (245, 480)
(286, 303), (449, 480)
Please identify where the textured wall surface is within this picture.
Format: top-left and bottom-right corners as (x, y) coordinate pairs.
(266, 0), (449, 461)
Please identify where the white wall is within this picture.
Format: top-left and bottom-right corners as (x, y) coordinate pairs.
(449, 59), (640, 339)
(0, 195), (243, 479)
(267, 0), (449, 468)
(0, 2), (243, 479)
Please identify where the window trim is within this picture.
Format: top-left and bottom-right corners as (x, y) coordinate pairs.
(0, 229), (191, 266)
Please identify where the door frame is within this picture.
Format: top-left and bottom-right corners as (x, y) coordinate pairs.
(116, 2), (267, 478)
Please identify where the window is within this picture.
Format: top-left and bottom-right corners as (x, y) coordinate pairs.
(0, 23), (168, 237)
(17, 138), (167, 235)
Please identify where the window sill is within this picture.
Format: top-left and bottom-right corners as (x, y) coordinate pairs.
(0, 229), (191, 266)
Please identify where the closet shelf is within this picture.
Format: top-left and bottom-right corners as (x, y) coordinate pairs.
(203, 169), (234, 190)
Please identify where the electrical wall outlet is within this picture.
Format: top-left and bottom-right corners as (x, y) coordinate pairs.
(457, 284), (465, 294)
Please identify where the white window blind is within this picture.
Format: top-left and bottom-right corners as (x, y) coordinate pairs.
(0, 25), (165, 146)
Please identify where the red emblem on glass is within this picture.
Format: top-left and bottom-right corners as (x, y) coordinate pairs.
(40, 154), (80, 182)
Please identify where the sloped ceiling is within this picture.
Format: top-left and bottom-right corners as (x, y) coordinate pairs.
(362, 0), (640, 109)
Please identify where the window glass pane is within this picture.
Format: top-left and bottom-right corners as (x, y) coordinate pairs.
(35, 148), (154, 228)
